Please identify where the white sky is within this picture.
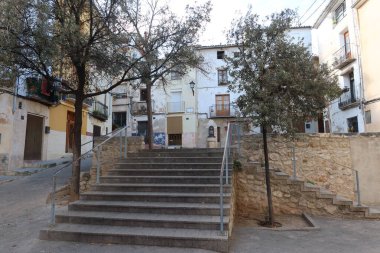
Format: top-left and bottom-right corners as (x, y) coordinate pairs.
(167, 0), (329, 45)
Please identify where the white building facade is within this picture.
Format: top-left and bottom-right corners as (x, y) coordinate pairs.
(314, 0), (365, 133)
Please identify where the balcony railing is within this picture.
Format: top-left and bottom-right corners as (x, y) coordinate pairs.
(332, 44), (356, 69)
(91, 100), (109, 121)
(338, 90), (359, 110)
(61, 93), (93, 107)
(167, 101), (185, 113)
(131, 101), (155, 115)
(25, 77), (58, 105)
(209, 104), (239, 118)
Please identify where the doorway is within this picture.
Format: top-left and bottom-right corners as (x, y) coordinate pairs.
(24, 114), (44, 160)
(93, 125), (101, 137)
(66, 111), (75, 153)
(215, 94), (230, 117)
(137, 121), (148, 144)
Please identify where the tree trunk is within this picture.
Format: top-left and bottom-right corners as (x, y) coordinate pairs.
(70, 93), (83, 201)
(262, 124), (274, 226)
(146, 82), (153, 150)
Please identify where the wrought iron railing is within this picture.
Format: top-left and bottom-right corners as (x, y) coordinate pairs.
(131, 101), (155, 115)
(332, 44), (356, 69)
(167, 101), (185, 113)
(209, 104), (239, 118)
(338, 90), (358, 110)
(91, 100), (109, 121)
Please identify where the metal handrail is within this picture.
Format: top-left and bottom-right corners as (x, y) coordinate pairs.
(218, 123), (243, 235)
(50, 125), (128, 224)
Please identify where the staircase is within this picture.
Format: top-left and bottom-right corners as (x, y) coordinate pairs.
(40, 148), (231, 252)
(249, 164), (380, 219)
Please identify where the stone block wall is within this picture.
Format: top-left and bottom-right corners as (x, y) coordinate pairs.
(240, 134), (355, 200)
(235, 165), (364, 219)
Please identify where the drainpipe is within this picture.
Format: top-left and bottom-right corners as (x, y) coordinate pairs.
(352, 6), (366, 132)
(12, 77), (18, 114)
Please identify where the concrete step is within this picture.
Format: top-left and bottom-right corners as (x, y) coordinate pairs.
(55, 211), (229, 230)
(302, 183), (320, 192)
(317, 189), (336, 199)
(119, 157), (223, 163)
(40, 224), (228, 253)
(69, 200), (230, 216)
(107, 169), (224, 176)
(115, 163), (223, 170)
(366, 207), (380, 219)
(92, 183), (231, 193)
(100, 175), (227, 184)
(127, 152), (224, 158)
(333, 196), (353, 206)
(138, 148), (224, 153)
(80, 191), (231, 204)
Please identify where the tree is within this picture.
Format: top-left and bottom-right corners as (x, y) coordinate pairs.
(0, 0), (210, 199)
(227, 9), (341, 226)
(0, 0), (145, 200)
(124, 0), (211, 149)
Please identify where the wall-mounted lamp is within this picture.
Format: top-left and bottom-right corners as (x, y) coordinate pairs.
(189, 81), (195, 96)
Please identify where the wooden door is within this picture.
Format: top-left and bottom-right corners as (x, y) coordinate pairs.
(24, 114), (43, 160)
(344, 31), (351, 58)
(66, 111), (75, 153)
(215, 94), (230, 117)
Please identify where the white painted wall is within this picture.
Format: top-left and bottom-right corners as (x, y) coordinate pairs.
(314, 0), (365, 133)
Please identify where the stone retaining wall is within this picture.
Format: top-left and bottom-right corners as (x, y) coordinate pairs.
(240, 134), (354, 200)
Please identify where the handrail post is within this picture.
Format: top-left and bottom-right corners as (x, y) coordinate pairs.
(219, 172), (224, 235)
(355, 170), (361, 206)
(119, 130), (122, 158)
(96, 146), (101, 184)
(50, 175), (57, 225)
(124, 127), (127, 158)
(291, 145), (297, 180)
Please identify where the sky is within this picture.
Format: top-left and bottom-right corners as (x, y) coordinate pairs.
(167, 0), (329, 45)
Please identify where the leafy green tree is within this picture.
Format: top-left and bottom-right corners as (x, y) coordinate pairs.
(227, 9), (340, 226)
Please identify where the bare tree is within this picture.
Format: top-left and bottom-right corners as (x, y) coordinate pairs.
(0, 0), (148, 200)
(124, 0), (211, 149)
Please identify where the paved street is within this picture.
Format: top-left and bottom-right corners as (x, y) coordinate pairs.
(1, 156), (380, 253)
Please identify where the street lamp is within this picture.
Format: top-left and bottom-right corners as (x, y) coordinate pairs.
(189, 81), (195, 96)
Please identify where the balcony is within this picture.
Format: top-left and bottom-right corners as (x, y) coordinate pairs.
(90, 100), (109, 121)
(131, 101), (155, 115)
(61, 93), (93, 107)
(25, 77), (58, 105)
(209, 104), (239, 118)
(332, 44), (356, 69)
(167, 101), (185, 113)
(338, 90), (359, 110)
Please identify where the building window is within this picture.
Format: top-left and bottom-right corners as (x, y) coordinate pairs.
(347, 116), (358, 133)
(365, 110), (372, 124)
(140, 88), (147, 101)
(218, 69), (228, 85)
(112, 111), (127, 128)
(343, 31), (351, 59)
(170, 71), (181, 80)
(233, 52), (240, 58)
(334, 1), (346, 24)
(215, 94), (230, 117)
(217, 51), (225, 59)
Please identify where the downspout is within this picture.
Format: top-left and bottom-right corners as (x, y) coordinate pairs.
(352, 5), (366, 132)
(12, 77), (18, 114)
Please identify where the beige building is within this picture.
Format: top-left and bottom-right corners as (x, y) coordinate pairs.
(354, 0), (380, 132)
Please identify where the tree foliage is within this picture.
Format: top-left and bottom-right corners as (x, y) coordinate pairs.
(228, 9), (340, 133)
(124, 0), (211, 149)
(0, 0), (210, 198)
(227, 8), (341, 226)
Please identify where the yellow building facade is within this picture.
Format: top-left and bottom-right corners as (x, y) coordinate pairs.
(355, 0), (380, 132)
